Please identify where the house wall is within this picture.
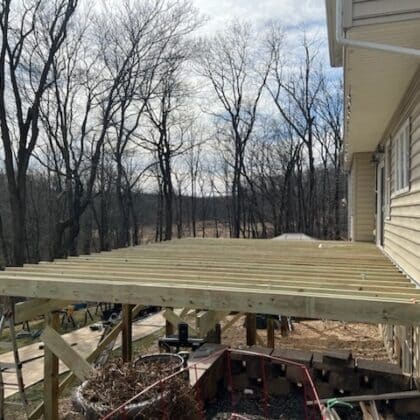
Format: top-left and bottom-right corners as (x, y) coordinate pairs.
(351, 0), (420, 27)
(382, 68), (420, 283)
(348, 153), (376, 242)
(378, 67), (420, 376)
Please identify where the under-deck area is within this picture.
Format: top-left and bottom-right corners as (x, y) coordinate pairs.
(1, 238), (419, 325)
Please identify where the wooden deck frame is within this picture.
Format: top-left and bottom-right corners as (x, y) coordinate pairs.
(2, 238), (417, 419)
(0, 239), (419, 325)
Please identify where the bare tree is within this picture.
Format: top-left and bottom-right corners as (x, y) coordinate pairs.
(317, 78), (344, 239)
(0, 0), (78, 265)
(267, 31), (323, 236)
(198, 21), (273, 237)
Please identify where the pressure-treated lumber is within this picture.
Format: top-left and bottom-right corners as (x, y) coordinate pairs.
(14, 299), (71, 323)
(246, 313), (256, 346)
(2, 239), (420, 325)
(267, 317), (275, 348)
(163, 308), (197, 336)
(222, 313), (243, 333)
(196, 310), (229, 337)
(30, 304), (145, 420)
(41, 326), (94, 381)
(44, 312), (60, 420)
(122, 304), (133, 362)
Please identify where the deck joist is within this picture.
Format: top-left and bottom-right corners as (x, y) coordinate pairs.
(1, 238), (419, 325)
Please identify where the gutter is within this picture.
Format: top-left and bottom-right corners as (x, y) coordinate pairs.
(336, 0), (420, 59)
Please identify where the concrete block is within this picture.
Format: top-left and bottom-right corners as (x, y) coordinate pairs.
(246, 357), (271, 379)
(231, 372), (249, 391)
(268, 377), (291, 396)
(245, 347), (272, 379)
(322, 350), (354, 370)
(272, 348), (313, 366)
(314, 382), (335, 399)
(356, 359), (402, 375)
(329, 370), (359, 392)
(231, 358), (245, 375)
(285, 364), (306, 384)
(249, 345), (273, 356)
(323, 350), (352, 364)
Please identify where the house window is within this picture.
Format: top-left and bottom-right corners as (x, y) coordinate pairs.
(394, 119), (410, 194)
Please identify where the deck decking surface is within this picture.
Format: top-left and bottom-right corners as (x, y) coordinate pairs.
(0, 239), (419, 324)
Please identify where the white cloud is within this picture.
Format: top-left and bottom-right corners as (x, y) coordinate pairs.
(192, 0), (333, 68)
(193, 0), (327, 33)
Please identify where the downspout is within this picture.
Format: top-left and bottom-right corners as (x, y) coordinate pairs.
(336, 0), (420, 58)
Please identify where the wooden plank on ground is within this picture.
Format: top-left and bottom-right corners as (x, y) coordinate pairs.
(41, 326), (94, 381)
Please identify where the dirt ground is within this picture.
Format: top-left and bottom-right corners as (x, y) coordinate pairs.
(220, 316), (390, 361)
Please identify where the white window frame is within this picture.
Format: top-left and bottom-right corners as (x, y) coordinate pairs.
(393, 118), (410, 196)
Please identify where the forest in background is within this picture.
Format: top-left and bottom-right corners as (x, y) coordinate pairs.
(0, 0), (346, 266)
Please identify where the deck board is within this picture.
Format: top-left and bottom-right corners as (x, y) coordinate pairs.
(1, 238), (419, 325)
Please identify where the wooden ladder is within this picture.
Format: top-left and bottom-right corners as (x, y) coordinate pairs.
(0, 299), (30, 419)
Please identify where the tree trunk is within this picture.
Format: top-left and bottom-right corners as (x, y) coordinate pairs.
(9, 191), (26, 266)
(0, 211), (9, 265)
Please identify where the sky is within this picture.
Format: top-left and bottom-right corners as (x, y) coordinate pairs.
(193, 0), (328, 41)
(192, 0), (333, 74)
(194, 0), (327, 32)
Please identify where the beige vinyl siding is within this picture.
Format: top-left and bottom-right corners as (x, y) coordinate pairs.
(350, 153), (375, 242)
(352, 0), (420, 27)
(383, 68), (420, 283)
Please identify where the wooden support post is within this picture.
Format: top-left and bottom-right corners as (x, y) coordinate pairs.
(165, 307), (175, 336)
(246, 313), (256, 346)
(205, 323), (222, 344)
(215, 323), (221, 344)
(267, 317), (275, 349)
(44, 311), (60, 420)
(122, 304), (133, 362)
(280, 316), (289, 337)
